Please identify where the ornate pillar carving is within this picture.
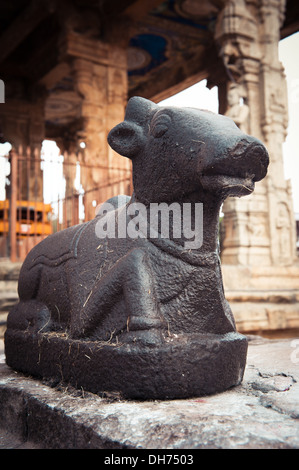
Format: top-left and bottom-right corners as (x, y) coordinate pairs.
(213, 0), (299, 336)
(258, 0), (296, 266)
(215, 0), (296, 267)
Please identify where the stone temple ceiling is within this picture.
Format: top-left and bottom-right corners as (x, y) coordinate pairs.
(0, 0), (298, 135)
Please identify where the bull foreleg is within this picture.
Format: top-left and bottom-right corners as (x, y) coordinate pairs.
(71, 248), (165, 343)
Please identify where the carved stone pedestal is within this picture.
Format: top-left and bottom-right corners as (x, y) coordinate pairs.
(5, 330), (247, 400)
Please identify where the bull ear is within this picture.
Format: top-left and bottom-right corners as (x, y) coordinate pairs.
(108, 121), (145, 159)
(125, 96), (157, 126)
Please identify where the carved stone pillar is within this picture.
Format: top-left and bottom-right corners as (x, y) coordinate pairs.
(215, 0), (296, 267)
(62, 32), (131, 221)
(214, 0), (299, 336)
(258, 0), (296, 267)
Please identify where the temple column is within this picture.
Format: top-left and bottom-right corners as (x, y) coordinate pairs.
(214, 0), (299, 335)
(215, 0), (296, 267)
(258, 0), (296, 266)
(61, 31), (131, 221)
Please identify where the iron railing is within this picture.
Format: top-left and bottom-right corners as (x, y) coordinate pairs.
(0, 145), (132, 261)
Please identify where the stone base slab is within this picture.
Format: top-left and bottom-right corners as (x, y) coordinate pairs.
(226, 289), (299, 333)
(4, 330), (247, 400)
(1, 337), (299, 449)
(222, 264), (299, 334)
(222, 264), (299, 290)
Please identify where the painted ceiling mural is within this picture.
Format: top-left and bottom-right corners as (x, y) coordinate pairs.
(127, 0), (222, 94)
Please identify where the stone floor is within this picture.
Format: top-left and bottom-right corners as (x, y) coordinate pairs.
(0, 339), (42, 448)
(0, 336), (299, 449)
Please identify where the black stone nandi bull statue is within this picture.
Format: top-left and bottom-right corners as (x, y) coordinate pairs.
(5, 97), (269, 399)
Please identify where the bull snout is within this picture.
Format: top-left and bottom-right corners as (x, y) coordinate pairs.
(226, 138), (269, 182)
(201, 136), (269, 197)
(203, 136), (269, 181)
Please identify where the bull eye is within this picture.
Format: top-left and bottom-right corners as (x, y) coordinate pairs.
(152, 123), (169, 138)
(151, 112), (171, 138)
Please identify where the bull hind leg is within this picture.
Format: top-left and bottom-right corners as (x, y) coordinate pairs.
(6, 300), (52, 333)
(7, 263), (52, 334)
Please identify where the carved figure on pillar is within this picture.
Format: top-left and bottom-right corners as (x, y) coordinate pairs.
(276, 202), (292, 265)
(225, 83), (249, 134)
